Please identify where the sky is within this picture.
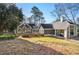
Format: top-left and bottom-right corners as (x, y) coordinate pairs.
(16, 3), (56, 23)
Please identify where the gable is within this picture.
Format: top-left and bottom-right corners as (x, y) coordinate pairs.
(17, 24), (32, 33)
(52, 21), (70, 29)
(39, 26), (44, 30)
(39, 26), (44, 34)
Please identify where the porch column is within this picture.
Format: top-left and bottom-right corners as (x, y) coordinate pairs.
(69, 26), (70, 38)
(76, 26), (78, 36)
(64, 29), (67, 39)
(74, 25), (76, 36)
(55, 29), (56, 36)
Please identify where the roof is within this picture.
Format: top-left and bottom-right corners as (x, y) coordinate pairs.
(52, 20), (78, 29)
(18, 23), (36, 29)
(67, 21), (75, 24)
(41, 24), (53, 29)
(19, 24), (30, 28)
(28, 24), (35, 28)
(54, 19), (75, 24)
(52, 21), (70, 29)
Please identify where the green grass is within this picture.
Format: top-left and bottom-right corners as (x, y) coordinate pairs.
(0, 34), (16, 40)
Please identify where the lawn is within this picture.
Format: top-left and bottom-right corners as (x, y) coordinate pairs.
(0, 36), (79, 55)
(21, 37), (79, 55)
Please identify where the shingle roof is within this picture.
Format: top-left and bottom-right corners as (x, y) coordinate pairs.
(67, 21), (75, 24)
(18, 23), (35, 28)
(52, 21), (70, 29)
(52, 20), (78, 29)
(41, 24), (53, 29)
(28, 24), (35, 28)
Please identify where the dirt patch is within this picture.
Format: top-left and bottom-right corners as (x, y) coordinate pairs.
(0, 39), (63, 55)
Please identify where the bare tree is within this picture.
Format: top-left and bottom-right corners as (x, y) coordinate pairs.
(51, 3), (79, 23)
(27, 17), (33, 24)
(76, 17), (79, 24)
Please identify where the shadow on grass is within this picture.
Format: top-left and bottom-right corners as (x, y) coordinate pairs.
(47, 36), (64, 40)
(19, 39), (64, 55)
(70, 36), (79, 40)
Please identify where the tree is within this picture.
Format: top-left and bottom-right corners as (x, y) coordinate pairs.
(40, 17), (45, 24)
(0, 3), (24, 33)
(27, 16), (33, 24)
(0, 3), (8, 32)
(51, 3), (79, 23)
(7, 4), (24, 32)
(76, 17), (79, 24)
(31, 6), (45, 26)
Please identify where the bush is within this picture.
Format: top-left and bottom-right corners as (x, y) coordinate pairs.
(31, 34), (44, 37)
(16, 33), (44, 38)
(0, 34), (16, 40)
(16, 33), (22, 37)
(21, 34), (31, 38)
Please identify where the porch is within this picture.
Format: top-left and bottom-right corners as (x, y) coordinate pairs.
(53, 25), (78, 39)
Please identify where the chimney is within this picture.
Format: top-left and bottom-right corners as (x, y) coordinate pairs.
(60, 16), (64, 22)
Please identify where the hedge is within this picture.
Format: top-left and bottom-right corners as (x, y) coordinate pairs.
(0, 34), (16, 40)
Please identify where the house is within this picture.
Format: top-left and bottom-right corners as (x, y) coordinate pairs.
(39, 24), (53, 36)
(39, 16), (78, 39)
(17, 16), (78, 39)
(17, 23), (40, 34)
(52, 17), (78, 39)
(17, 23), (35, 34)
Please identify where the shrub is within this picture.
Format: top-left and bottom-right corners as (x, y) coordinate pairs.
(0, 34), (16, 40)
(16, 33), (22, 37)
(21, 34), (31, 38)
(31, 34), (44, 37)
(16, 33), (44, 38)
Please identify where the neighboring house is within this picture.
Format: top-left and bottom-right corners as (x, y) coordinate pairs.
(39, 24), (53, 36)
